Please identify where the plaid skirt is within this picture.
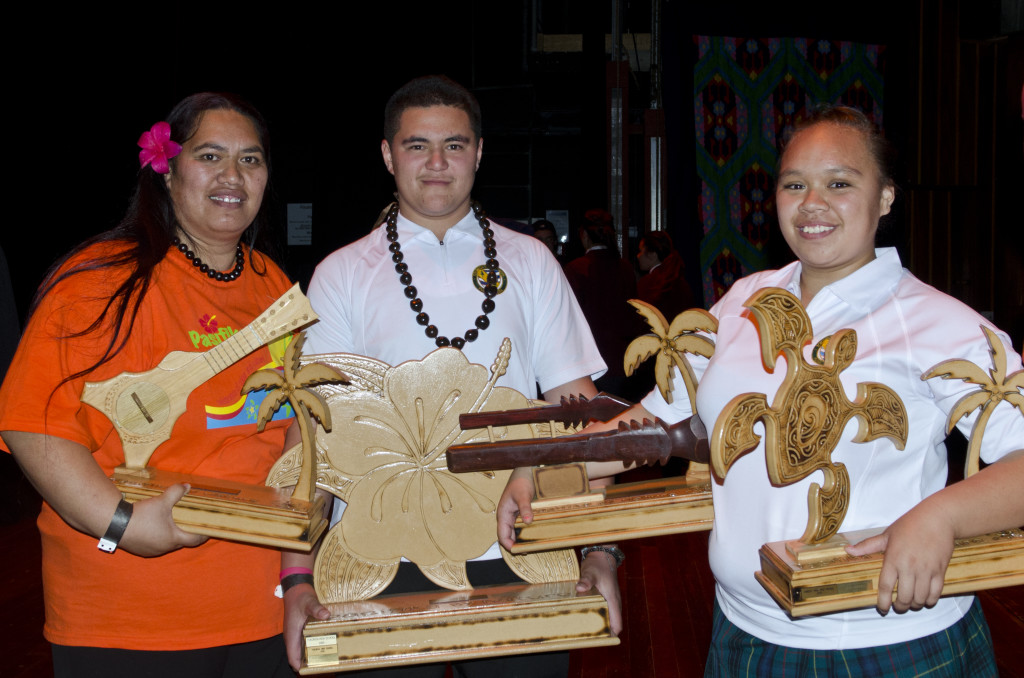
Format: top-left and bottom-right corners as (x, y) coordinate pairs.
(704, 597), (997, 678)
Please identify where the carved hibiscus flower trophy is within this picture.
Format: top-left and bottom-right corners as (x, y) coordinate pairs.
(266, 339), (578, 603)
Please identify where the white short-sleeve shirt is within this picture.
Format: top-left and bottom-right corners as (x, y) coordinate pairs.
(643, 248), (1024, 649)
(307, 208), (606, 560)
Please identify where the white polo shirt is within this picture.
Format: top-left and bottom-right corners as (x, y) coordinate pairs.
(643, 248), (1024, 649)
(307, 209), (604, 395)
(307, 208), (606, 560)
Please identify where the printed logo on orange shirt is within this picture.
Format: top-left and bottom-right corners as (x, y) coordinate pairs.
(201, 328), (295, 430)
(189, 313), (238, 349)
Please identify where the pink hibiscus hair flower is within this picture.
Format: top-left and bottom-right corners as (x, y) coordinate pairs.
(138, 121), (182, 174)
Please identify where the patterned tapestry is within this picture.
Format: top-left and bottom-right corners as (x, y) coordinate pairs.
(693, 37), (885, 306)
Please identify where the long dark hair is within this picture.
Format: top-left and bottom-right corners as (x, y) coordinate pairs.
(33, 92), (278, 384)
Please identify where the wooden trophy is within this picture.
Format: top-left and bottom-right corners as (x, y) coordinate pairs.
(446, 300), (718, 553)
(82, 284), (339, 551)
(263, 341), (617, 673)
(446, 393), (715, 552)
(711, 289), (1024, 616)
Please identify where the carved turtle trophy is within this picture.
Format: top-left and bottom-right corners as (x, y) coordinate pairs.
(82, 285), (335, 550)
(711, 290), (1024, 616)
(710, 288), (908, 549)
(265, 339), (617, 673)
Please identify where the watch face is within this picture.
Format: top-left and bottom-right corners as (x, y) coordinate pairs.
(471, 265), (508, 295)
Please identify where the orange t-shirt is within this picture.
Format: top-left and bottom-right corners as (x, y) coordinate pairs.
(0, 242), (294, 650)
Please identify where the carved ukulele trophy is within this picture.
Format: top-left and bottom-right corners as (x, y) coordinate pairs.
(262, 341), (617, 673)
(712, 290), (1024, 615)
(82, 284), (335, 551)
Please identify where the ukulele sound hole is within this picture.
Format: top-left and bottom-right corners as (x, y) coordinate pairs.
(115, 382), (171, 435)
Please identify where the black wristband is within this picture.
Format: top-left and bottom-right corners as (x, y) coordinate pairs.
(97, 498), (133, 553)
(281, 573), (315, 594)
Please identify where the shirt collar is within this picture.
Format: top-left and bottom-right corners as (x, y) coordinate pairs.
(395, 209), (481, 246)
(787, 248), (904, 311)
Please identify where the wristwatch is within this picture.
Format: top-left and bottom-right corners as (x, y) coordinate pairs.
(580, 544), (625, 568)
(97, 497), (133, 553)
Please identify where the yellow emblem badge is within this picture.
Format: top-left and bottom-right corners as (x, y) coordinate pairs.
(472, 265), (508, 295)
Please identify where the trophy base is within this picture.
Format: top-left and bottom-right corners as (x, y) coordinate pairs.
(510, 475), (713, 553)
(757, 527), (1024, 616)
(299, 580), (618, 674)
(112, 466), (327, 551)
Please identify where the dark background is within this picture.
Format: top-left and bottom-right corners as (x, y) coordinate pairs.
(4, 1), (1022, 342)
(2, 4), (1023, 675)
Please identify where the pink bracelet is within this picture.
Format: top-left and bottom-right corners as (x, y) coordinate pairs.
(280, 567), (314, 580)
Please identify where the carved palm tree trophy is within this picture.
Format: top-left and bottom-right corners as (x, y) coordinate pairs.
(440, 299), (721, 553)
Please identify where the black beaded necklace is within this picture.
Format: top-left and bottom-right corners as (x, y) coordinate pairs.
(386, 201), (499, 349)
(171, 236), (245, 282)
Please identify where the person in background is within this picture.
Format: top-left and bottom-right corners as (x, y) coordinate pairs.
(564, 209), (640, 397)
(636, 231), (695, 321)
(531, 219), (560, 259)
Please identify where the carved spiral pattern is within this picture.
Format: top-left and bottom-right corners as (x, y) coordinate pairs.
(780, 382), (842, 482)
(713, 288), (909, 547)
(859, 385), (909, 447)
(758, 293), (811, 354)
(831, 330), (858, 367)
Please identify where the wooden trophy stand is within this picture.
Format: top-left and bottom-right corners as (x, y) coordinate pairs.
(83, 285), (336, 551)
(755, 526), (1024, 616)
(301, 582), (613, 673)
(512, 465), (714, 553)
(263, 341), (617, 673)
(509, 301), (718, 552)
(711, 289), (1024, 616)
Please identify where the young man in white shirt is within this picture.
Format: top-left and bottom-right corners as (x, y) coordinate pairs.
(282, 75), (623, 676)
